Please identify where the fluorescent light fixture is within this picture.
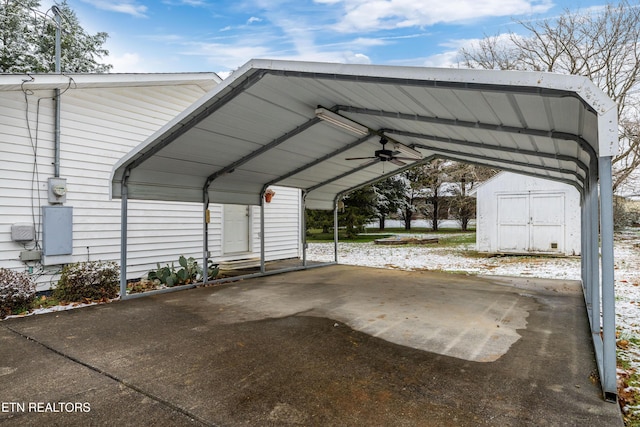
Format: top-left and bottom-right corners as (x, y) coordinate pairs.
(392, 142), (422, 159)
(315, 107), (369, 136)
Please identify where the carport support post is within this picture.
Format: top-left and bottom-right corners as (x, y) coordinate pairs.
(333, 197), (340, 263)
(598, 156), (617, 399)
(119, 177), (129, 299)
(260, 187), (266, 273)
(301, 191), (307, 266)
(203, 191), (210, 284)
(589, 170), (600, 335)
(580, 190), (590, 304)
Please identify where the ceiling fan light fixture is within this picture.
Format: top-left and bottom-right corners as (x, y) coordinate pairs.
(391, 142), (422, 159)
(315, 107), (369, 136)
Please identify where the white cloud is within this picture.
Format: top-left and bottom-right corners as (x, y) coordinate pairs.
(343, 52), (371, 64)
(182, 41), (276, 69)
(349, 37), (387, 47)
(81, 0), (148, 18)
(326, 0), (554, 32)
(247, 16), (263, 24)
(422, 51), (460, 68)
(109, 52), (148, 72)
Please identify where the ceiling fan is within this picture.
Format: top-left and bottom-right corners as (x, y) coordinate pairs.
(346, 137), (422, 166)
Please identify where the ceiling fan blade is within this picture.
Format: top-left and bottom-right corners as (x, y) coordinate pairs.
(360, 158), (380, 167)
(345, 156), (377, 160)
(394, 157), (422, 161)
(390, 159), (407, 166)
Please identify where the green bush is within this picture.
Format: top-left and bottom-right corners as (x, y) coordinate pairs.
(0, 268), (36, 319)
(54, 261), (119, 303)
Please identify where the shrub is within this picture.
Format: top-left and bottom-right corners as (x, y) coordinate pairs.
(0, 268), (36, 319)
(54, 261), (119, 303)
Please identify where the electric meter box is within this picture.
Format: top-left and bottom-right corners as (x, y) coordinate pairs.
(48, 177), (67, 204)
(42, 206), (73, 265)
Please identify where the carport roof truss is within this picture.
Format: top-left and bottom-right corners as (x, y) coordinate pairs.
(111, 59), (618, 401)
(111, 59), (617, 210)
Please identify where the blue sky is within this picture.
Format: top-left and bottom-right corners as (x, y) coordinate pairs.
(53, 0), (607, 76)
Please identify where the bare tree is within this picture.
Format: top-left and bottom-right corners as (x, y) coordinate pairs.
(459, 1), (640, 194)
(446, 163), (498, 231)
(399, 167), (428, 230)
(421, 159), (449, 231)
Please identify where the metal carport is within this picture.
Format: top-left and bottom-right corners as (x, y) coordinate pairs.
(110, 59), (618, 400)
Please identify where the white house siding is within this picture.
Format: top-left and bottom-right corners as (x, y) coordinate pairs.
(1, 77), (301, 291)
(205, 186), (301, 262)
(475, 172), (581, 256)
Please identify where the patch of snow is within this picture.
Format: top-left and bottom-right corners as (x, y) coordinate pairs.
(307, 241), (581, 279)
(4, 300), (113, 320)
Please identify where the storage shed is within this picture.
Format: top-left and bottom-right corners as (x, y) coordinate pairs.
(475, 172), (581, 255)
(0, 73), (302, 291)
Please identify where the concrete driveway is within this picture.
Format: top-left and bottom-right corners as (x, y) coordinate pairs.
(0, 265), (623, 426)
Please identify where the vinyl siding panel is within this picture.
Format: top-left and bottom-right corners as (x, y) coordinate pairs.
(1, 81), (301, 291)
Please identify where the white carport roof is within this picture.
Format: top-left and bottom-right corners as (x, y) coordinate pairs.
(111, 59), (617, 210)
(111, 59), (618, 400)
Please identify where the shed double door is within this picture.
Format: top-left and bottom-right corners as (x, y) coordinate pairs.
(497, 192), (564, 253)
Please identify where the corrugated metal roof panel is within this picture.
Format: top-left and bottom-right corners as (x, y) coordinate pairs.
(111, 59), (618, 209)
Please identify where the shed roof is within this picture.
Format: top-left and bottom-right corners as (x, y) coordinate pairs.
(110, 59), (618, 209)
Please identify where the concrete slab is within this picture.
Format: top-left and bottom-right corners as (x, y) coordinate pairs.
(0, 265), (623, 426)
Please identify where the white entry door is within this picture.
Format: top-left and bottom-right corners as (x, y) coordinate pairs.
(497, 193), (564, 253)
(223, 204), (250, 254)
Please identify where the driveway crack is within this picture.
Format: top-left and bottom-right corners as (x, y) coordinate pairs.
(2, 324), (218, 427)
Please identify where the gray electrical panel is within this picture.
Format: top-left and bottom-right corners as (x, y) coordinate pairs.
(42, 206), (73, 265)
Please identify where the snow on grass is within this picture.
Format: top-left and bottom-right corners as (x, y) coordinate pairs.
(307, 239), (582, 279)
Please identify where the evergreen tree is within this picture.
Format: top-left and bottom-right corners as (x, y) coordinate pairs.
(0, 0), (40, 72)
(0, 0), (111, 73)
(341, 186), (378, 238)
(372, 176), (406, 231)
